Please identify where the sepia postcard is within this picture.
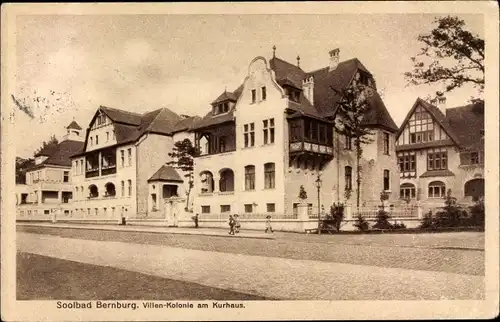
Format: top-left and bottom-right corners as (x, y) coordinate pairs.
(1, 1), (499, 321)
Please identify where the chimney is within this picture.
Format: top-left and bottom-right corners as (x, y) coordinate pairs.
(302, 76), (314, 106)
(436, 95), (447, 114)
(329, 48), (340, 71)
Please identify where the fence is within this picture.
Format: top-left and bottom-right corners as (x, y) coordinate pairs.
(200, 213), (298, 220)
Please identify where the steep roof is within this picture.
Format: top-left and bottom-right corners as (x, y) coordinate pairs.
(446, 102), (484, 151)
(34, 144), (59, 157)
(171, 116), (202, 134)
(66, 121), (82, 130)
(100, 106), (143, 126)
(27, 140), (84, 170)
(148, 165), (184, 183)
(396, 98), (461, 146)
(72, 107), (189, 157)
(211, 91), (238, 105)
(361, 91), (399, 132)
(191, 86), (243, 131)
(269, 56), (305, 89)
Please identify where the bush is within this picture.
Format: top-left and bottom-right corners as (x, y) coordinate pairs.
(353, 214), (369, 232)
(419, 210), (435, 229)
(434, 190), (469, 227)
(321, 203), (345, 232)
(372, 209), (393, 229)
(392, 221), (407, 229)
(468, 198), (485, 227)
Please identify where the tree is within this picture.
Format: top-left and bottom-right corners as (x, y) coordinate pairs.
(167, 138), (199, 211)
(404, 16), (484, 100)
(16, 157), (34, 184)
(331, 81), (375, 209)
(34, 135), (59, 157)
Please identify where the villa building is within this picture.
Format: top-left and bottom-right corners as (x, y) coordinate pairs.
(16, 121), (84, 217)
(191, 48), (400, 218)
(69, 106), (198, 221)
(396, 97), (485, 210)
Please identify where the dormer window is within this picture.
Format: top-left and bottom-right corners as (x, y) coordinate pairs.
(213, 102), (230, 115)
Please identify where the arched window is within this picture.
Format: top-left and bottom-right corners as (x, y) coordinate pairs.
(121, 181), (125, 196)
(264, 163), (275, 189)
(383, 169), (390, 191)
(105, 182), (116, 197)
(219, 169), (235, 192)
(400, 183), (416, 199)
(428, 181), (446, 198)
(88, 185), (98, 198)
(345, 166), (352, 190)
(245, 165), (255, 190)
(200, 171), (214, 193)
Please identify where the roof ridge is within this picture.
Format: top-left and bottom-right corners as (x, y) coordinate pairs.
(100, 105), (143, 117)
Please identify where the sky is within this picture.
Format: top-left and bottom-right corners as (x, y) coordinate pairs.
(13, 13), (484, 158)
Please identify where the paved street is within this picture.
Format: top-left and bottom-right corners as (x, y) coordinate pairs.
(17, 226), (484, 300)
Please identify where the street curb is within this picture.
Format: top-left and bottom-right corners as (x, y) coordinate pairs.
(16, 223), (276, 240)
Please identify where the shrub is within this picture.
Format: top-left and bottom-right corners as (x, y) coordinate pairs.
(392, 221), (407, 229)
(321, 203), (345, 232)
(419, 210), (435, 229)
(468, 198), (485, 227)
(372, 209), (393, 229)
(434, 190), (469, 227)
(353, 213), (369, 232)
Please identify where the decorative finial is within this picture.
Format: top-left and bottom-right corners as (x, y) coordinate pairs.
(272, 45), (276, 57)
(297, 55), (301, 67)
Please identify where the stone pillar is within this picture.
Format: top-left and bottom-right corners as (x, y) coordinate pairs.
(98, 151), (102, 176)
(58, 191), (62, 203)
(344, 203), (353, 220)
(51, 208), (58, 223)
(37, 191), (42, 204)
(212, 174), (220, 193)
(416, 201), (423, 219)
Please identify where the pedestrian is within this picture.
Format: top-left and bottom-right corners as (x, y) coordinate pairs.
(234, 214), (241, 233)
(194, 213), (199, 228)
(265, 215), (273, 233)
(228, 215), (235, 235)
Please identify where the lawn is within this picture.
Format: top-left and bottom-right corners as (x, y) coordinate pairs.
(17, 252), (270, 300)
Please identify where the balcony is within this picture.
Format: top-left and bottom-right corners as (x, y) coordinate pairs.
(289, 141), (333, 156)
(101, 165), (117, 176)
(85, 169), (99, 178)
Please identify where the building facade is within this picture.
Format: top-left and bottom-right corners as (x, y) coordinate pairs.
(16, 121), (84, 217)
(69, 106), (198, 221)
(395, 97), (485, 210)
(191, 48), (400, 219)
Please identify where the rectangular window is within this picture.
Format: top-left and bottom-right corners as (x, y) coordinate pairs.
(90, 137), (93, 146)
(345, 166), (352, 190)
(128, 180), (132, 196)
(344, 135), (352, 150)
(63, 171), (69, 183)
(251, 89), (256, 103)
(244, 123), (255, 147)
(245, 166), (255, 190)
(266, 203), (275, 213)
(398, 152), (416, 175)
(261, 86), (267, 100)
(427, 148), (448, 170)
(244, 204), (253, 213)
(244, 124), (249, 148)
(113, 131), (116, 140)
(96, 135), (98, 145)
(383, 132), (390, 155)
(293, 203), (299, 216)
(127, 148), (132, 166)
(121, 181), (125, 196)
(106, 132), (109, 142)
(201, 206), (211, 214)
(319, 125), (326, 144)
(263, 118), (275, 145)
(470, 152), (479, 164)
(264, 163), (275, 189)
(220, 205), (231, 213)
(383, 169), (390, 191)
(80, 160), (84, 175)
(120, 150), (125, 167)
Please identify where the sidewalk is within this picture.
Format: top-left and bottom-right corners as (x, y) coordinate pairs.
(16, 222), (275, 240)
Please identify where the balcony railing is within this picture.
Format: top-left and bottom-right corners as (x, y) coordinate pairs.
(289, 142), (333, 156)
(85, 169), (99, 178)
